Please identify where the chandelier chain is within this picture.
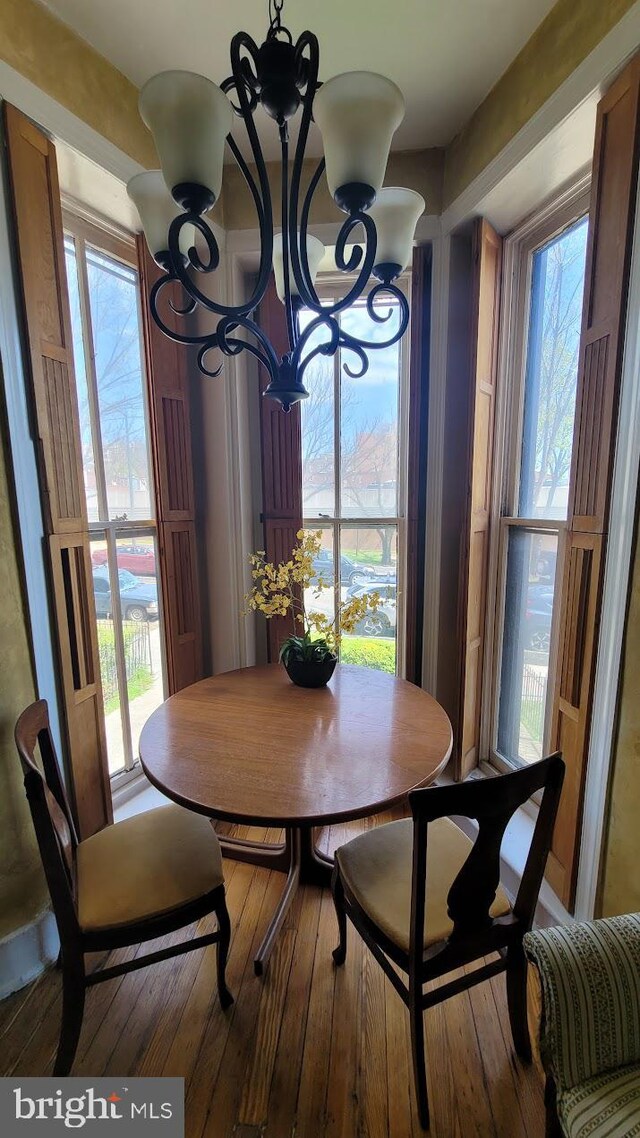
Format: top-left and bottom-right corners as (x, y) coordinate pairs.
(269, 0), (285, 36)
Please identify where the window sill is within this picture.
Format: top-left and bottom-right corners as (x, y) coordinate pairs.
(112, 769), (170, 821)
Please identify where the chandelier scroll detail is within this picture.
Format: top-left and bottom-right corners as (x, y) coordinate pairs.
(127, 0), (424, 411)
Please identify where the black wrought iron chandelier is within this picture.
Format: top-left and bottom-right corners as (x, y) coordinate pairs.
(127, 0), (424, 411)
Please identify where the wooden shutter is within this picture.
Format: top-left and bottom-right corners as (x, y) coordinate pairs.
(405, 244), (432, 685)
(137, 238), (203, 693)
(258, 279), (303, 661)
(547, 55), (640, 907)
(4, 103), (111, 838)
(454, 220), (502, 779)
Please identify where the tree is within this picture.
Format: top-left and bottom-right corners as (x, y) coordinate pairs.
(65, 240), (150, 515)
(526, 222), (588, 512)
(300, 330), (399, 567)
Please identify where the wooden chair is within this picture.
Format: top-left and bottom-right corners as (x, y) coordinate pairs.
(331, 753), (565, 1129)
(15, 699), (233, 1076)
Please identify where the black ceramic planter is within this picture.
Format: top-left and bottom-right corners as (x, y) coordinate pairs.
(283, 654), (337, 688)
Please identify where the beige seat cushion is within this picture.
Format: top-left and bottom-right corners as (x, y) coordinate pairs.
(336, 817), (511, 954)
(77, 804), (224, 932)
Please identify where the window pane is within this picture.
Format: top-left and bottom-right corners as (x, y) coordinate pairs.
(340, 299), (400, 520)
(115, 535), (164, 765)
(339, 526), (397, 674)
(497, 529), (558, 765)
(65, 237), (99, 521)
(86, 247), (152, 521)
(518, 217), (588, 520)
(306, 525), (335, 633)
(91, 536), (127, 775)
(300, 308), (336, 519)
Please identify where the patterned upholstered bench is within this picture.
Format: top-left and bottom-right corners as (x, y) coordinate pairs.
(524, 915), (640, 1138)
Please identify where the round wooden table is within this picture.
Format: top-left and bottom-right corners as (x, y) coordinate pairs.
(139, 664), (452, 974)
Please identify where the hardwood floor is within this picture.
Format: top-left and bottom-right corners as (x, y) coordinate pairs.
(0, 813), (546, 1138)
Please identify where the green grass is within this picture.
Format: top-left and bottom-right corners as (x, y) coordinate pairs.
(341, 636), (396, 674)
(104, 667), (154, 715)
(520, 697), (544, 744)
(97, 619), (153, 712)
(342, 549), (385, 566)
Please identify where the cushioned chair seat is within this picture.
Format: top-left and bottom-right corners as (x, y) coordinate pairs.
(559, 1064), (640, 1138)
(336, 817), (511, 953)
(77, 804), (224, 931)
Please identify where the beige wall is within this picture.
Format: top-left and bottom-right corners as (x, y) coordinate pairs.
(0, 0), (155, 168)
(222, 148), (443, 229)
(443, 0), (637, 207)
(0, 371), (47, 941)
(1, 0), (634, 221)
(600, 522), (640, 917)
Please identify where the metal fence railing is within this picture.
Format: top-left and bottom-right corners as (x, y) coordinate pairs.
(96, 619), (152, 705)
(520, 664), (548, 744)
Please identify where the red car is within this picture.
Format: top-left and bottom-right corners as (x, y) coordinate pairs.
(91, 543), (156, 576)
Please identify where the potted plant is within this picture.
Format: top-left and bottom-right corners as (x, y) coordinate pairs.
(245, 530), (385, 688)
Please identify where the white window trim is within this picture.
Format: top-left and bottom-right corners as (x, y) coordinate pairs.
(481, 175), (591, 773)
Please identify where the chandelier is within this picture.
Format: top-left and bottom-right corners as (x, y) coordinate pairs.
(127, 0), (424, 411)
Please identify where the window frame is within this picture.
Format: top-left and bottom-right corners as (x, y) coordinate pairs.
(482, 177), (591, 775)
(63, 210), (168, 788)
(300, 271), (411, 677)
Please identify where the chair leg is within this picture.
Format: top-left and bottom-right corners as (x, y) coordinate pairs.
(506, 943), (532, 1062)
(53, 955), (85, 1076)
(215, 893), (234, 1011)
(331, 866), (347, 966)
(409, 983), (429, 1130)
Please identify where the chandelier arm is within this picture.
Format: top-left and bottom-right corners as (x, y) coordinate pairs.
(225, 133), (267, 235)
(149, 273), (223, 347)
(339, 338), (369, 379)
(279, 125), (298, 352)
(286, 31), (323, 310)
(217, 312), (282, 378)
(165, 210), (269, 320)
(291, 310), (340, 372)
(322, 211), (378, 317)
(296, 157), (325, 304)
(168, 291), (198, 317)
(339, 285), (410, 352)
(228, 31), (274, 307)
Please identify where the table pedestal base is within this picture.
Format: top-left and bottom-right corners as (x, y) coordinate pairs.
(218, 826), (334, 975)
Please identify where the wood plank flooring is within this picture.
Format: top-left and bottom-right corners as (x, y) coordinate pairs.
(0, 814), (546, 1138)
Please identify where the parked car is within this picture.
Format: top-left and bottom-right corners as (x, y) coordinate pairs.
(536, 549), (557, 583)
(311, 550), (372, 587)
(93, 566), (159, 621)
(91, 543), (156, 576)
(524, 584), (554, 650)
(347, 582), (397, 637)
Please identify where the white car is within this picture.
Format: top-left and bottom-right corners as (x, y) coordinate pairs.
(347, 583), (397, 637)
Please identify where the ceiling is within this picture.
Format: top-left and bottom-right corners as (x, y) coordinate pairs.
(42, 0), (557, 160)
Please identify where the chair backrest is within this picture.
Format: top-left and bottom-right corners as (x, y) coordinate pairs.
(408, 754), (564, 959)
(525, 914), (640, 1090)
(15, 700), (80, 940)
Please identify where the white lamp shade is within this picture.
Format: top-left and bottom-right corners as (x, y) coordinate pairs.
(313, 72), (404, 200)
(126, 171), (196, 264)
(368, 187), (425, 272)
(273, 233), (325, 302)
(139, 71), (233, 202)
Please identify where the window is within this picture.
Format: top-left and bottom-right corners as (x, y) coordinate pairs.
(64, 217), (166, 783)
(489, 193), (589, 768)
(299, 278), (409, 675)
